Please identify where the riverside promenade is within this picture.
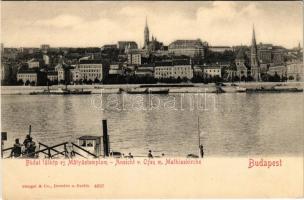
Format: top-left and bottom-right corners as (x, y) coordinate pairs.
(1, 82), (303, 95)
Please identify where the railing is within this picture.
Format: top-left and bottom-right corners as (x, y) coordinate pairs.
(25, 142), (69, 158)
(71, 142), (98, 158)
(38, 142), (69, 158)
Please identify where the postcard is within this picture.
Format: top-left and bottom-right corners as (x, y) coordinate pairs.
(1, 1), (303, 199)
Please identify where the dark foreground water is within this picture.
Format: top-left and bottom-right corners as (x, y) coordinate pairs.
(1, 92), (303, 157)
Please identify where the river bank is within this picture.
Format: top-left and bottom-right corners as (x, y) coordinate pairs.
(1, 82), (303, 95)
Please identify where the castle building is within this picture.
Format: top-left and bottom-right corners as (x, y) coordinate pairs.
(168, 39), (207, 58)
(250, 26), (261, 81)
(142, 18), (164, 52)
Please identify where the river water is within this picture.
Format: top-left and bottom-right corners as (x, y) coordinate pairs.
(1, 92), (303, 157)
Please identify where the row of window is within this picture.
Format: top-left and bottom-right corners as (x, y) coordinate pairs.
(204, 70), (220, 73)
(18, 75), (36, 78)
(80, 74), (101, 78)
(79, 69), (100, 73)
(155, 71), (192, 75)
(78, 65), (102, 69)
(155, 68), (191, 71)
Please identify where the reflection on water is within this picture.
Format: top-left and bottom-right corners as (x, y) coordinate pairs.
(1, 93), (303, 157)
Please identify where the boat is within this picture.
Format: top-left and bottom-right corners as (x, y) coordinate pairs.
(246, 86), (303, 93)
(69, 89), (92, 95)
(30, 88), (91, 95)
(125, 88), (148, 94)
(121, 88), (169, 94)
(236, 86), (247, 93)
(147, 88), (169, 94)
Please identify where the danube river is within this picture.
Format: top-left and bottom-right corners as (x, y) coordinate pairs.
(1, 92), (303, 157)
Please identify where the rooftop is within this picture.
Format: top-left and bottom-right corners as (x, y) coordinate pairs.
(79, 60), (103, 64)
(78, 135), (102, 140)
(18, 69), (38, 74)
(169, 39), (207, 48)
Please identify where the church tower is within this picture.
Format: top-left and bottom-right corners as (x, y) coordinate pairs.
(144, 17), (150, 49)
(250, 25), (260, 81)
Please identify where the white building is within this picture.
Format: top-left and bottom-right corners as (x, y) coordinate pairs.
(77, 60), (103, 81)
(17, 70), (38, 85)
(47, 71), (58, 82)
(287, 62), (303, 81)
(127, 53), (142, 65)
(109, 64), (123, 76)
(154, 65), (193, 79)
(209, 46), (232, 53)
(267, 65), (287, 78)
(43, 54), (50, 65)
(27, 58), (40, 68)
(135, 68), (153, 77)
(203, 66), (222, 78)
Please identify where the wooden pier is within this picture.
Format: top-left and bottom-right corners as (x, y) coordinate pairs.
(1, 120), (111, 159)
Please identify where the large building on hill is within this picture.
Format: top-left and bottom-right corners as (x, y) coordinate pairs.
(168, 39), (208, 58)
(257, 43), (285, 65)
(117, 41), (138, 50)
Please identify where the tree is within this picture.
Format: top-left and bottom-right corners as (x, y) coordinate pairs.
(246, 75), (254, 82)
(261, 73), (269, 82)
(273, 72), (281, 82)
(25, 80), (30, 86)
(94, 77), (100, 84)
(233, 76), (240, 82)
(17, 79), (24, 85)
(288, 75), (294, 80)
(87, 79), (93, 85)
(182, 77), (188, 83)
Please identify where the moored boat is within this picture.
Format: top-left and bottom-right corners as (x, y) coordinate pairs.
(246, 86), (303, 93)
(236, 86), (247, 93)
(30, 88), (91, 95)
(147, 88), (169, 94)
(121, 87), (169, 94)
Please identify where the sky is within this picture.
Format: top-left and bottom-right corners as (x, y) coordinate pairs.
(1, 1), (303, 48)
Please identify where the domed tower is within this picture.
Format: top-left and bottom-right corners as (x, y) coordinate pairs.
(144, 17), (149, 49)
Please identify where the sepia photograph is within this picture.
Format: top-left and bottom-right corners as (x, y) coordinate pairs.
(0, 1), (303, 198)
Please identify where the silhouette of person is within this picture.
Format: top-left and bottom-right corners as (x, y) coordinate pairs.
(148, 150), (153, 158)
(11, 138), (22, 158)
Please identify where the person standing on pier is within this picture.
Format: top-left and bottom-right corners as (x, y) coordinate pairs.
(128, 153), (133, 159)
(23, 135), (31, 147)
(23, 135), (36, 157)
(148, 150), (153, 158)
(11, 139), (22, 158)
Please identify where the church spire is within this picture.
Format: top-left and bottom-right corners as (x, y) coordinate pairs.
(252, 24), (256, 47)
(250, 24), (260, 81)
(144, 16), (150, 49)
